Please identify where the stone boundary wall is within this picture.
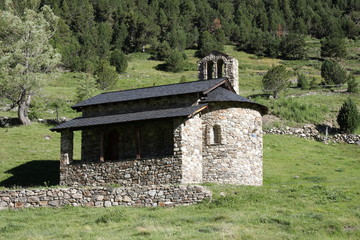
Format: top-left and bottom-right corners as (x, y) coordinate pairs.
(60, 157), (182, 187)
(0, 185), (212, 210)
(265, 125), (360, 145)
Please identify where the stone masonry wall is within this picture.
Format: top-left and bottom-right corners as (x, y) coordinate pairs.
(60, 157), (182, 187)
(202, 104), (263, 185)
(178, 115), (203, 183)
(0, 185), (212, 210)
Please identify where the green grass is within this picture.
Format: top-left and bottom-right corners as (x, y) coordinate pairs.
(0, 125), (359, 239)
(0, 42), (360, 238)
(0, 123), (81, 187)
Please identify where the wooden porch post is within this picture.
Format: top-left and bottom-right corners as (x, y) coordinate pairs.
(100, 131), (104, 162)
(136, 127), (141, 159)
(60, 130), (74, 166)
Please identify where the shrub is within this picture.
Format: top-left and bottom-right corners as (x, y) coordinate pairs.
(347, 74), (359, 93)
(75, 73), (97, 103)
(297, 74), (309, 90)
(279, 33), (306, 59)
(180, 76), (187, 83)
(262, 65), (292, 98)
(321, 59), (347, 85)
(164, 50), (186, 73)
(309, 77), (319, 90)
(110, 49), (128, 73)
(96, 60), (118, 90)
(337, 98), (360, 134)
(320, 37), (347, 59)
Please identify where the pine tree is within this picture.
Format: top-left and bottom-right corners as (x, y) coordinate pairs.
(320, 37), (347, 59)
(0, 5), (61, 125)
(96, 60), (118, 90)
(262, 65), (291, 98)
(337, 98), (360, 134)
(321, 59), (347, 85)
(279, 33), (306, 59)
(110, 49), (128, 74)
(347, 74), (359, 93)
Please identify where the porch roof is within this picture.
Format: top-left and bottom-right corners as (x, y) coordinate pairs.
(50, 104), (208, 132)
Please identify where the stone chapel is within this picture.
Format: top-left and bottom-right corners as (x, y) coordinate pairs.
(51, 51), (268, 187)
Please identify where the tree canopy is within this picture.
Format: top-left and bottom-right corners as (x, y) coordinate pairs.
(1, 0), (356, 71)
(0, 4), (61, 125)
(262, 65), (292, 98)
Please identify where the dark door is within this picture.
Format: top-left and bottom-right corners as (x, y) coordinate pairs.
(105, 130), (119, 161)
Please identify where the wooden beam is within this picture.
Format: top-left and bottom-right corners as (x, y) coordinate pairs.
(100, 131), (104, 162)
(136, 127), (141, 159)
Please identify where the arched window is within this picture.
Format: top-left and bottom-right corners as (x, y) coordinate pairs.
(105, 129), (119, 161)
(217, 59), (225, 78)
(207, 61), (213, 79)
(213, 124), (221, 144)
(206, 124), (222, 145)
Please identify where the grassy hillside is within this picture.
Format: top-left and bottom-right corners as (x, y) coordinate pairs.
(0, 42), (359, 238)
(2, 40), (359, 130)
(0, 124), (359, 239)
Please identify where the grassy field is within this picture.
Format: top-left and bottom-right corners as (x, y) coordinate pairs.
(1, 40), (359, 129)
(0, 124), (359, 239)
(0, 42), (359, 239)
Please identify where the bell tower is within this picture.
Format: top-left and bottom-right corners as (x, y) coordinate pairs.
(198, 51), (239, 94)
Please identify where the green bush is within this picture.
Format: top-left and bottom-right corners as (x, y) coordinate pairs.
(75, 73), (97, 103)
(96, 60), (118, 90)
(262, 65), (292, 98)
(110, 49), (128, 74)
(337, 98), (360, 134)
(154, 41), (171, 60)
(347, 74), (359, 93)
(164, 50), (187, 73)
(321, 59), (347, 85)
(297, 74), (309, 90)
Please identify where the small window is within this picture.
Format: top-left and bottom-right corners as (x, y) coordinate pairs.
(213, 125), (221, 144)
(206, 124), (222, 145)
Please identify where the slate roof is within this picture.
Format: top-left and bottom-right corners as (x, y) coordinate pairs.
(201, 87), (268, 115)
(51, 104), (208, 132)
(72, 78), (228, 110)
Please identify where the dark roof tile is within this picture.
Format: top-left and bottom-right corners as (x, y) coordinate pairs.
(201, 87), (268, 115)
(72, 78), (226, 109)
(51, 104), (207, 132)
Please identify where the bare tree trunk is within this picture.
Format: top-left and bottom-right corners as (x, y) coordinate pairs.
(18, 93), (31, 125)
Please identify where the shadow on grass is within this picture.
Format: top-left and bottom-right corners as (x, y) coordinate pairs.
(154, 63), (167, 71)
(0, 160), (59, 188)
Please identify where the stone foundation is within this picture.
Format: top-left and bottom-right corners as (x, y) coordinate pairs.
(60, 157), (182, 187)
(0, 185), (212, 210)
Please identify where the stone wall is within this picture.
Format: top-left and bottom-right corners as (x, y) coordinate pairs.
(0, 185), (212, 210)
(60, 157), (182, 187)
(178, 115), (203, 183)
(265, 125), (360, 145)
(202, 103), (263, 185)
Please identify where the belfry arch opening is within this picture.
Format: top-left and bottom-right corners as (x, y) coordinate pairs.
(217, 59), (225, 78)
(207, 61), (213, 79)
